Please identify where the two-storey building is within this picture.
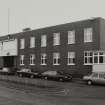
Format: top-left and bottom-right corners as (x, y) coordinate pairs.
(0, 17), (105, 77)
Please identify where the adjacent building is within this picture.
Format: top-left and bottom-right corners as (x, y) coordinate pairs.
(0, 17), (105, 77)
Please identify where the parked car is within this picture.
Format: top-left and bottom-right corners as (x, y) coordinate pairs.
(83, 72), (105, 85)
(16, 68), (39, 78)
(0, 67), (16, 75)
(41, 70), (72, 82)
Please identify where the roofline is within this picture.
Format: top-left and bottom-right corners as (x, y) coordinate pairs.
(0, 17), (104, 37)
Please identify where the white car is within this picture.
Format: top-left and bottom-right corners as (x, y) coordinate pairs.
(83, 72), (105, 85)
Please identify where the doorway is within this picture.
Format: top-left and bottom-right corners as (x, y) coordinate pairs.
(3, 56), (14, 67)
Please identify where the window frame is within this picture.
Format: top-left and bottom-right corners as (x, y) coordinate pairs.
(67, 52), (75, 65)
(41, 53), (47, 65)
(84, 51), (105, 65)
(30, 54), (35, 65)
(53, 53), (60, 65)
(53, 33), (60, 46)
(41, 35), (47, 47)
(20, 39), (25, 49)
(68, 30), (75, 44)
(84, 27), (93, 43)
(30, 37), (35, 48)
(20, 55), (24, 65)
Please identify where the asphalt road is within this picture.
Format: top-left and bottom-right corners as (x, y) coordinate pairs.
(0, 79), (105, 105)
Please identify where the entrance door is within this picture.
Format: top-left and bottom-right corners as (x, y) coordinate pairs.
(3, 56), (14, 67)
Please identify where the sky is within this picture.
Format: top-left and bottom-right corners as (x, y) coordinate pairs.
(0, 0), (104, 36)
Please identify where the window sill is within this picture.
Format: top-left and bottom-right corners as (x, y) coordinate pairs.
(84, 64), (93, 65)
(41, 46), (47, 47)
(30, 64), (35, 66)
(53, 44), (60, 46)
(20, 64), (24, 66)
(84, 41), (93, 43)
(40, 64), (47, 66)
(53, 64), (60, 65)
(68, 43), (75, 45)
(30, 47), (35, 48)
(67, 64), (75, 65)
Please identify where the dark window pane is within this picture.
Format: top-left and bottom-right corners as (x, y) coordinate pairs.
(90, 57), (93, 63)
(54, 59), (56, 64)
(85, 52), (87, 56)
(73, 58), (75, 64)
(45, 59), (47, 64)
(85, 58), (87, 63)
(94, 57), (98, 63)
(58, 58), (60, 64)
(99, 56), (103, 63)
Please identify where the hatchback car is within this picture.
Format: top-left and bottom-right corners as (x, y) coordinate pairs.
(83, 72), (105, 85)
(16, 68), (39, 78)
(41, 70), (72, 82)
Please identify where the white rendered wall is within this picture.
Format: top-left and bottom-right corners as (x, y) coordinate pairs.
(0, 39), (17, 56)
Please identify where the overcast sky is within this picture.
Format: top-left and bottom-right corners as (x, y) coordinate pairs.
(0, 0), (104, 36)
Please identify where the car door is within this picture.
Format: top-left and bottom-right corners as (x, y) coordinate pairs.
(91, 73), (99, 83)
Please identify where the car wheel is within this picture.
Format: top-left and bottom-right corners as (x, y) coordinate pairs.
(44, 76), (48, 80)
(87, 80), (92, 85)
(19, 74), (22, 77)
(30, 75), (34, 78)
(59, 78), (63, 82)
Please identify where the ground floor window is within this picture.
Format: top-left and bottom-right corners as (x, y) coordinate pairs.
(53, 53), (60, 65)
(84, 51), (93, 64)
(84, 51), (105, 65)
(20, 55), (24, 65)
(30, 54), (35, 65)
(68, 52), (75, 65)
(41, 53), (47, 65)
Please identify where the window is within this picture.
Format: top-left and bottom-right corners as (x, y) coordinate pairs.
(93, 52), (105, 64)
(84, 28), (93, 42)
(91, 73), (98, 78)
(30, 37), (35, 48)
(68, 52), (75, 65)
(53, 33), (60, 46)
(20, 55), (24, 65)
(53, 53), (60, 65)
(30, 54), (35, 65)
(93, 52), (98, 64)
(84, 51), (93, 65)
(84, 51), (105, 65)
(20, 39), (25, 49)
(41, 53), (47, 65)
(41, 35), (47, 47)
(68, 30), (75, 44)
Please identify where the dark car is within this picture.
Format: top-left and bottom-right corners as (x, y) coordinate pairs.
(16, 68), (39, 78)
(41, 70), (72, 82)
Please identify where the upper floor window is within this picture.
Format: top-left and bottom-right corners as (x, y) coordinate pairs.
(84, 28), (93, 42)
(41, 35), (47, 47)
(41, 53), (47, 65)
(53, 33), (60, 46)
(20, 55), (24, 65)
(53, 53), (60, 65)
(20, 39), (25, 49)
(30, 37), (35, 48)
(68, 30), (75, 44)
(68, 52), (75, 65)
(30, 54), (35, 65)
